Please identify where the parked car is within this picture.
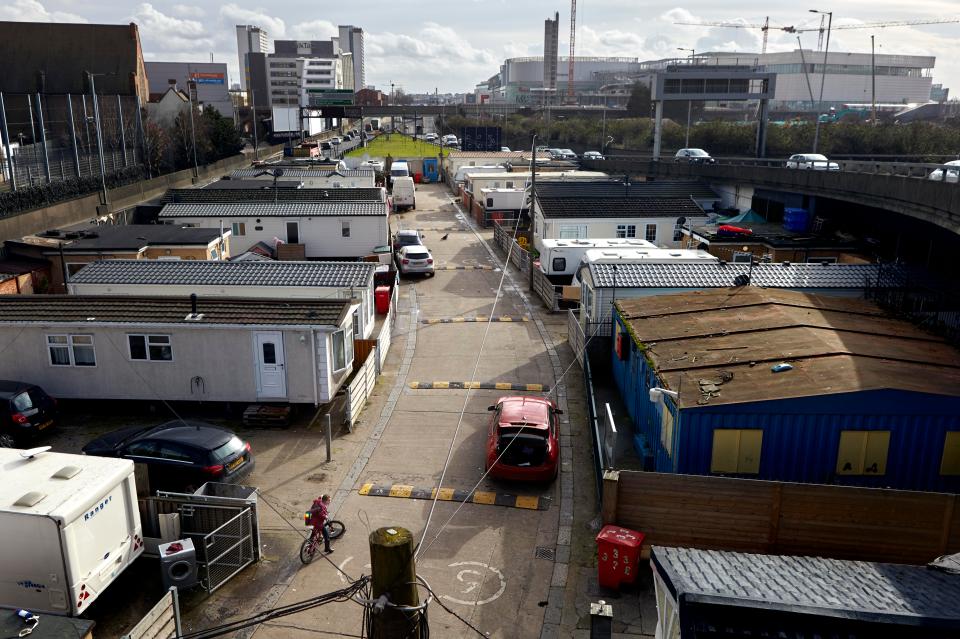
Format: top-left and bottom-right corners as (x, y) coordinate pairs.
(785, 153), (840, 170)
(675, 148), (716, 164)
(558, 149), (578, 161)
(394, 229), (425, 253)
(500, 146), (512, 152)
(320, 141), (332, 151)
(928, 159), (960, 183)
(82, 419), (254, 492)
(392, 176), (416, 211)
(425, 133), (439, 142)
(396, 245), (434, 276)
(0, 380), (57, 447)
(442, 134), (459, 146)
(582, 151), (605, 160)
(330, 136), (342, 145)
(547, 148), (564, 159)
(485, 396), (560, 482)
(535, 146), (551, 154)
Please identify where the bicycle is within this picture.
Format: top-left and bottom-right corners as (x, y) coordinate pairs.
(300, 519), (346, 564)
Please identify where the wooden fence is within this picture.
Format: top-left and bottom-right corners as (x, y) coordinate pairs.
(121, 588), (180, 639)
(344, 283), (398, 427)
(603, 469), (960, 565)
(345, 350), (377, 427)
(492, 221), (562, 312)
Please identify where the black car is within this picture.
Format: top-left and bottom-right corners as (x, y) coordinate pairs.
(83, 420), (254, 492)
(0, 380), (57, 447)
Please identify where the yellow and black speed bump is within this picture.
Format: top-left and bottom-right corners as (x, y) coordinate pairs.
(409, 381), (550, 392)
(415, 227), (469, 232)
(359, 482), (550, 510)
(435, 265), (497, 271)
(420, 316), (531, 324)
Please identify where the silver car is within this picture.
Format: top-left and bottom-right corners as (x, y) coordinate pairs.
(785, 153), (840, 170)
(928, 160), (960, 183)
(397, 246), (434, 276)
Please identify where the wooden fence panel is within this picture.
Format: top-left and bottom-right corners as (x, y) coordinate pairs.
(354, 339), (377, 371)
(122, 589), (177, 639)
(610, 470), (960, 564)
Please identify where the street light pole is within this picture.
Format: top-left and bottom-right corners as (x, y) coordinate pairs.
(810, 9), (833, 153)
(85, 71), (109, 207)
(187, 79), (199, 177)
(678, 48), (695, 148)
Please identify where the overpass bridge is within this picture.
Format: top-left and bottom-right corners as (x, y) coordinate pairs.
(583, 156), (960, 234)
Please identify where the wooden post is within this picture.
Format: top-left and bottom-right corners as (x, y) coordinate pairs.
(601, 470), (620, 525)
(369, 527), (420, 638)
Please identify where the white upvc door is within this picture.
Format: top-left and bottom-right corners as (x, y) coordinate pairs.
(254, 331), (287, 399)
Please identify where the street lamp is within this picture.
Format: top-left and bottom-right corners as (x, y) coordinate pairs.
(186, 79), (199, 178)
(84, 70), (110, 207)
(809, 9), (833, 153)
(677, 48), (696, 148)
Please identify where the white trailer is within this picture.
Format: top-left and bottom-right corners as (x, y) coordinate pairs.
(0, 448), (143, 616)
(539, 238), (658, 278)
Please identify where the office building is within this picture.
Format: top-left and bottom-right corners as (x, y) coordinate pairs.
(236, 25), (270, 92)
(145, 61), (233, 121)
(543, 13), (559, 91)
(338, 25), (366, 92)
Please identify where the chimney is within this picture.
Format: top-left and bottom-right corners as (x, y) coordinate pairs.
(185, 293), (204, 321)
(168, 79), (178, 92)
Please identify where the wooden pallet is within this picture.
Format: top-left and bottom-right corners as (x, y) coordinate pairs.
(243, 404), (292, 427)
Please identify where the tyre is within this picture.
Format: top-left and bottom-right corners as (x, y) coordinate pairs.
(326, 520), (346, 540)
(300, 537), (318, 564)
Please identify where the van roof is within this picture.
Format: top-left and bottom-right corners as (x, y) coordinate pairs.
(0, 448), (133, 521)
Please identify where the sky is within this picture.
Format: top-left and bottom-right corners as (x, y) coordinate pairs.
(2, 0), (958, 94)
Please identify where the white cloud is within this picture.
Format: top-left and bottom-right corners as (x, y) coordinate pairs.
(218, 3), (285, 38)
(171, 4), (205, 18)
(0, 0), (87, 23)
(289, 19), (337, 41)
(132, 3), (214, 52)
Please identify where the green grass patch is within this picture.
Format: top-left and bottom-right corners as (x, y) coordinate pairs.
(345, 135), (440, 159)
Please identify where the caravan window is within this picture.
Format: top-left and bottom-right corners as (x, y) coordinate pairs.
(552, 257), (566, 273)
(616, 224), (636, 238)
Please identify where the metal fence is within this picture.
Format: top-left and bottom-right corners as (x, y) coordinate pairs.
(0, 92), (144, 191)
(865, 280), (960, 346)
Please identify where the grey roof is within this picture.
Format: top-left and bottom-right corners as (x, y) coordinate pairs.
(70, 260), (376, 288)
(231, 168), (374, 178)
(538, 197), (705, 218)
(160, 187), (385, 204)
(158, 202), (386, 218)
(588, 262), (907, 289)
(652, 546), (960, 627)
(22, 225), (224, 252)
(0, 296), (348, 326)
(536, 180), (717, 200)
(202, 179), (304, 190)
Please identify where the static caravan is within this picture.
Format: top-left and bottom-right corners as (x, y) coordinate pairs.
(67, 260), (380, 339)
(539, 238), (658, 279)
(0, 296), (357, 406)
(0, 448), (142, 616)
(230, 167), (376, 188)
(472, 188), (528, 228)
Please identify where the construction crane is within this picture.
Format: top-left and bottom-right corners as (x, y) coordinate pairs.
(567, 0), (577, 104)
(674, 16), (960, 53)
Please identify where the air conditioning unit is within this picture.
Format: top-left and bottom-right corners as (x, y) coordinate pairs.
(158, 538), (199, 590)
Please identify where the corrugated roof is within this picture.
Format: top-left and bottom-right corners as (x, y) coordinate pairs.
(160, 187), (385, 203)
(652, 546), (960, 626)
(589, 262), (907, 289)
(158, 202), (386, 218)
(0, 296), (348, 326)
(616, 289), (960, 407)
(70, 259), (376, 288)
(18, 225), (225, 251)
(231, 168), (374, 178)
(536, 180), (717, 199)
(538, 197), (705, 218)
(447, 151), (527, 159)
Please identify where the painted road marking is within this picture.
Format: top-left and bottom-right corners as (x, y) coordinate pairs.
(435, 265), (497, 271)
(409, 381), (550, 392)
(358, 482), (550, 510)
(420, 316), (531, 324)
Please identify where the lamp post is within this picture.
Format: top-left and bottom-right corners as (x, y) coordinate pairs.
(186, 79), (199, 177)
(809, 9), (833, 153)
(677, 48), (695, 148)
(84, 71), (110, 207)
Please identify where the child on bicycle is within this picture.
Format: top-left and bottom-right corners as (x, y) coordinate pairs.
(307, 494), (333, 554)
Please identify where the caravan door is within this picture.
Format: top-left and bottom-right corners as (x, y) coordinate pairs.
(254, 332), (287, 399)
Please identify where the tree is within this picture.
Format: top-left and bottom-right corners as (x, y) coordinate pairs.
(626, 83), (651, 117)
(143, 120), (172, 176)
(201, 106), (244, 162)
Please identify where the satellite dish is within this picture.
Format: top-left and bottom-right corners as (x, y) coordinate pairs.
(677, 217), (687, 225)
(20, 446), (51, 459)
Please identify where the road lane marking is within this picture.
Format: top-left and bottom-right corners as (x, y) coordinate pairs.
(358, 482), (550, 510)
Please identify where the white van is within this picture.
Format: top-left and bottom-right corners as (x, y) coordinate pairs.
(392, 176), (416, 212)
(389, 160), (410, 186)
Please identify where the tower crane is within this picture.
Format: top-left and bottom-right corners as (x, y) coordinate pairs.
(674, 16), (960, 53)
(567, 0), (577, 104)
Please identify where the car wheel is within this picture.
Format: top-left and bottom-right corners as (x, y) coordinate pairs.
(0, 432), (16, 448)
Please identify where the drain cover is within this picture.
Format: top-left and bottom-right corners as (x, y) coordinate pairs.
(535, 546), (556, 561)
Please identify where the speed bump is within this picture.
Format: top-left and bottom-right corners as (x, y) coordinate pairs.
(359, 482), (550, 510)
(420, 316), (531, 324)
(435, 265), (496, 271)
(409, 381), (549, 392)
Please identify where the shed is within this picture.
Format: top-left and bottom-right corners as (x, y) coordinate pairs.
(651, 546), (960, 638)
(611, 289), (960, 491)
(67, 259), (379, 338)
(0, 296), (356, 405)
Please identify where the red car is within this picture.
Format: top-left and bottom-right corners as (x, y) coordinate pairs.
(485, 396), (561, 482)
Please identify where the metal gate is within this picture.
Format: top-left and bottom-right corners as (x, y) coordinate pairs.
(197, 507), (256, 593)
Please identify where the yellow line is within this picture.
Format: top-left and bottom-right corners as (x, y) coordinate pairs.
(464, 381), (481, 389)
(409, 381), (421, 389)
(515, 495), (541, 510)
(472, 491), (496, 505)
(500, 316), (513, 322)
(495, 382), (513, 390)
(452, 317), (464, 322)
(435, 487), (456, 501)
(432, 381), (450, 389)
(359, 483), (374, 496)
(390, 485), (413, 498)
(526, 384), (544, 392)
(475, 316), (488, 322)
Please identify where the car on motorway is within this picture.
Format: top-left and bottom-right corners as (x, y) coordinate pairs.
(582, 151), (605, 160)
(82, 419), (254, 491)
(485, 396), (560, 482)
(546, 148), (564, 160)
(442, 134), (458, 146)
(425, 133), (439, 142)
(785, 153), (840, 170)
(501, 146), (512, 152)
(0, 380), (57, 448)
(674, 148), (716, 164)
(558, 149), (578, 160)
(928, 159), (960, 183)
(330, 136), (342, 145)
(396, 245), (434, 276)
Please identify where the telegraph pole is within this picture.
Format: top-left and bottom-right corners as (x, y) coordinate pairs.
(369, 527), (420, 638)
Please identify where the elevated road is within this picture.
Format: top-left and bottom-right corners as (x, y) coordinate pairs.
(586, 156), (960, 234)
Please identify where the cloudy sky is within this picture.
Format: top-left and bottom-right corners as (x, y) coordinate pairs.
(2, 0), (958, 94)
